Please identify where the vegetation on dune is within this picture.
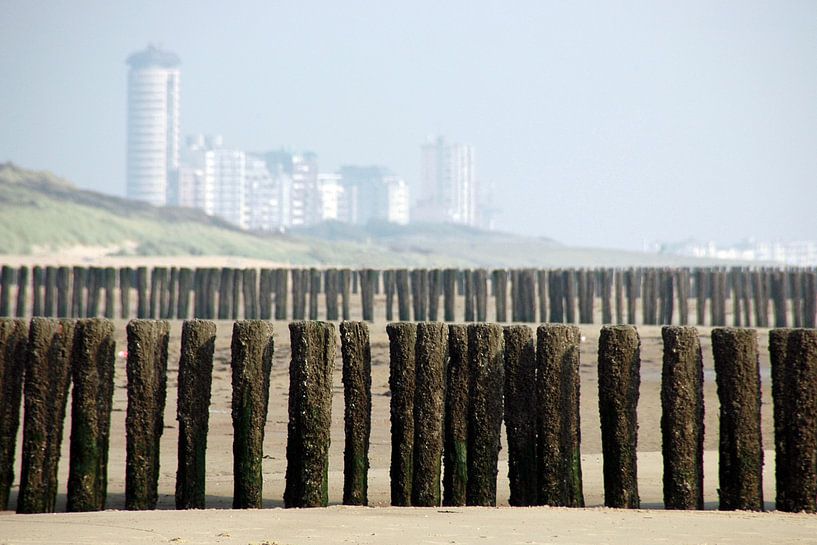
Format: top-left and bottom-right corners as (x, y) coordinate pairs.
(0, 162), (743, 267)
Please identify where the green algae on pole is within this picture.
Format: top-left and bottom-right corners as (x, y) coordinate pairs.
(231, 320), (274, 509)
(125, 320), (169, 510)
(67, 318), (116, 512)
(412, 322), (448, 507)
(340, 321), (371, 506)
(284, 321), (335, 508)
(0, 319), (28, 510)
(17, 319), (75, 514)
(536, 324), (584, 507)
(466, 323), (504, 506)
(711, 327), (763, 511)
(660, 326), (704, 510)
(770, 328), (817, 513)
(176, 320), (216, 510)
(503, 324), (537, 506)
(443, 324), (469, 506)
(597, 325), (641, 508)
(387, 321), (417, 506)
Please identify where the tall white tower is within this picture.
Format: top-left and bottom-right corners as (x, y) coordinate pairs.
(418, 136), (477, 226)
(126, 45), (180, 206)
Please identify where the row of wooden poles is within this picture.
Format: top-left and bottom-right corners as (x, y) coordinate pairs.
(1, 265), (816, 327)
(1, 318), (816, 514)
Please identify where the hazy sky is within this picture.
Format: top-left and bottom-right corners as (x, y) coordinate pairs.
(1, 1), (815, 250)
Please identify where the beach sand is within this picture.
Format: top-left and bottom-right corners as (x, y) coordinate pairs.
(1, 306), (816, 543)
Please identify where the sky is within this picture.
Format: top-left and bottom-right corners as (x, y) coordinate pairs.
(1, 1), (816, 250)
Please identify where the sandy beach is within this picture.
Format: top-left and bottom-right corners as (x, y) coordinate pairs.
(1, 315), (816, 544)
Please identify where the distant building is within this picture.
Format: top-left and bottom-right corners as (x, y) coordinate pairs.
(262, 151), (320, 228)
(337, 166), (410, 225)
(179, 134), (247, 228)
(416, 136), (477, 226)
(126, 45), (181, 207)
(656, 238), (817, 266)
(317, 173), (346, 222)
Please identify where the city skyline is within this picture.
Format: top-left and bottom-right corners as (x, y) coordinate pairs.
(2, 2), (815, 250)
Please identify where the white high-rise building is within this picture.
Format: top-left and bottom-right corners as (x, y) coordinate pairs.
(336, 166), (410, 226)
(126, 45), (180, 206)
(417, 136), (477, 226)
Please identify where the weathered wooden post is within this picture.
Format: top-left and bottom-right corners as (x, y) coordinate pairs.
(44, 266), (57, 317)
(694, 269), (707, 326)
(360, 269), (376, 322)
(308, 268), (320, 320)
(147, 267), (162, 319)
(411, 322), (447, 507)
(192, 268), (206, 319)
(549, 268), (564, 323)
(275, 268), (289, 320)
(731, 269), (743, 327)
(136, 266), (148, 319)
(387, 322), (417, 506)
(175, 320), (216, 510)
(600, 269), (613, 324)
(442, 269), (456, 322)
(563, 270), (577, 324)
(660, 270), (674, 325)
(383, 270), (395, 321)
(503, 325), (537, 506)
(325, 269), (339, 321)
(244, 268), (259, 320)
(67, 319), (116, 512)
(71, 267), (88, 318)
(284, 321), (335, 508)
(0, 266), (13, 317)
(615, 269), (624, 324)
(467, 323), (504, 506)
(443, 324), (469, 506)
(396, 269), (411, 321)
(207, 267), (220, 320)
(32, 266), (44, 317)
(676, 269), (689, 326)
(493, 269), (508, 322)
(339, 268), (351, 320)
(340, 321), (371, 506)
(218, 268), (234, 319)
(661, 326), (704, 510)
(770, 328), (817, 513)
(536, 324), (584, 507)
(410, 269), (427, 321)
(537, 270), (548, 324)
(711, 327), (763, 511)
(57, 266), (70, 318)
(103, 267), (116, 319)
(474, 269), (488, 322)
(427, 269), (442, 321)
(86, 267), (103, 318)
(177, 267), (192, 320)
(597, 325), (640, 508)
(292, 268), (305, 320)
(578, 269), (589, 324)
(120, 267), (133, 319)
(258, 269), (272, 320)
(231, 320), (274, 509)
(15, 266), (28, 318)
(125, 320), (169, 511)
(770, 271), (787, 328)
(464, 269), (475, 322)
(756, 270), (770, 327)
(804, 272), (817, 328)
(0, 319), (28, 510)
(641, 268), (656, 325)
(17, 319), (75, 513)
